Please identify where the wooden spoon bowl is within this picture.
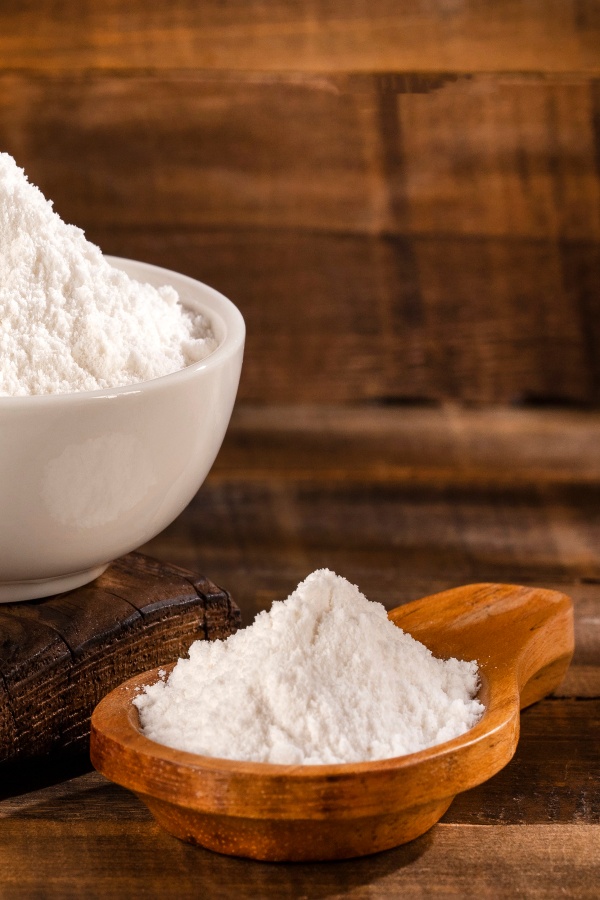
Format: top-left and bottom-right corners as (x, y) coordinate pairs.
(90, 583), (573, 861)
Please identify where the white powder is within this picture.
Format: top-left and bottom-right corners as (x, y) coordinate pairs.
(134, 570), (485, 765)
(0, 153), (217, 396)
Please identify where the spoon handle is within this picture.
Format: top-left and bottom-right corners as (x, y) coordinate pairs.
(389, 582), (574, 708)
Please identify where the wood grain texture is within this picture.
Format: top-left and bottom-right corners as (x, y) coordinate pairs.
(2, 71), (599, 404)
(0, 0), (598, 888)
(1, 407), (599, 892)
(213, 404), (600, 485)
(1, 1), (599, 73)
(134, 408), (599, 865)
(142, 407), (600, 624)
(1, 73), (598, 241)
(0, 796), (598, 899)
(90, 230), (599, 405)
(0, 553), (240, 765)
(446, 698), (600, 825)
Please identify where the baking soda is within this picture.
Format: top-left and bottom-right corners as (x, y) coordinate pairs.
(0, 153), (216, 396)
(134, 569), (484, 765)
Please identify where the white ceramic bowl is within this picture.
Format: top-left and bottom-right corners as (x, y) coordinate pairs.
(0, 257), (245, 602)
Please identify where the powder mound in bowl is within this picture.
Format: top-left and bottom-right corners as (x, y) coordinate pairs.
(0, 153), (217, 396)
(134, 570), (485, 765)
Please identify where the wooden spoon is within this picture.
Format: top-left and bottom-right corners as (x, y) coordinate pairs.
(90, 582), (573, 861)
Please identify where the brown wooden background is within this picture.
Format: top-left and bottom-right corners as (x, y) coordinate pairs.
(1, 4), (600, 897)
(1, 1), (600, 406)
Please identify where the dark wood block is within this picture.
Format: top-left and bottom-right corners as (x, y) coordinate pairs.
(0, 552), (241, 765)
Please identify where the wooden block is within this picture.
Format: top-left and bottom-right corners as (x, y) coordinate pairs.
(0, 553), (241, 765)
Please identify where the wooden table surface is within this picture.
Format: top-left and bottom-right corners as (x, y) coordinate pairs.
(1, 405), (598, 898)
(1, 1), (599, 895)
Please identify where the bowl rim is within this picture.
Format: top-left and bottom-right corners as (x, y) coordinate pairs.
(93, 659), (499, 781)
(0, 256), (245, 406)
(90, 640), (513, 824)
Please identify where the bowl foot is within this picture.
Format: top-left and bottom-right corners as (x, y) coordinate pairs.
(0, 563), (110, 603)
(141, 794), (453, 862)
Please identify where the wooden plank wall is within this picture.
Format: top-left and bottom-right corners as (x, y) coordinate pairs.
(1, 2), (599, 405)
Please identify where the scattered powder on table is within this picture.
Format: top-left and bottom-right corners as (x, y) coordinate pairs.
(134, 569), (485, 765)
(0, 153), (216, 396)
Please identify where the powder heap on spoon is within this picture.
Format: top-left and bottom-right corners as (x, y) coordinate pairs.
(0, 153), (216, 396)
(134, 569), (485, 765)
